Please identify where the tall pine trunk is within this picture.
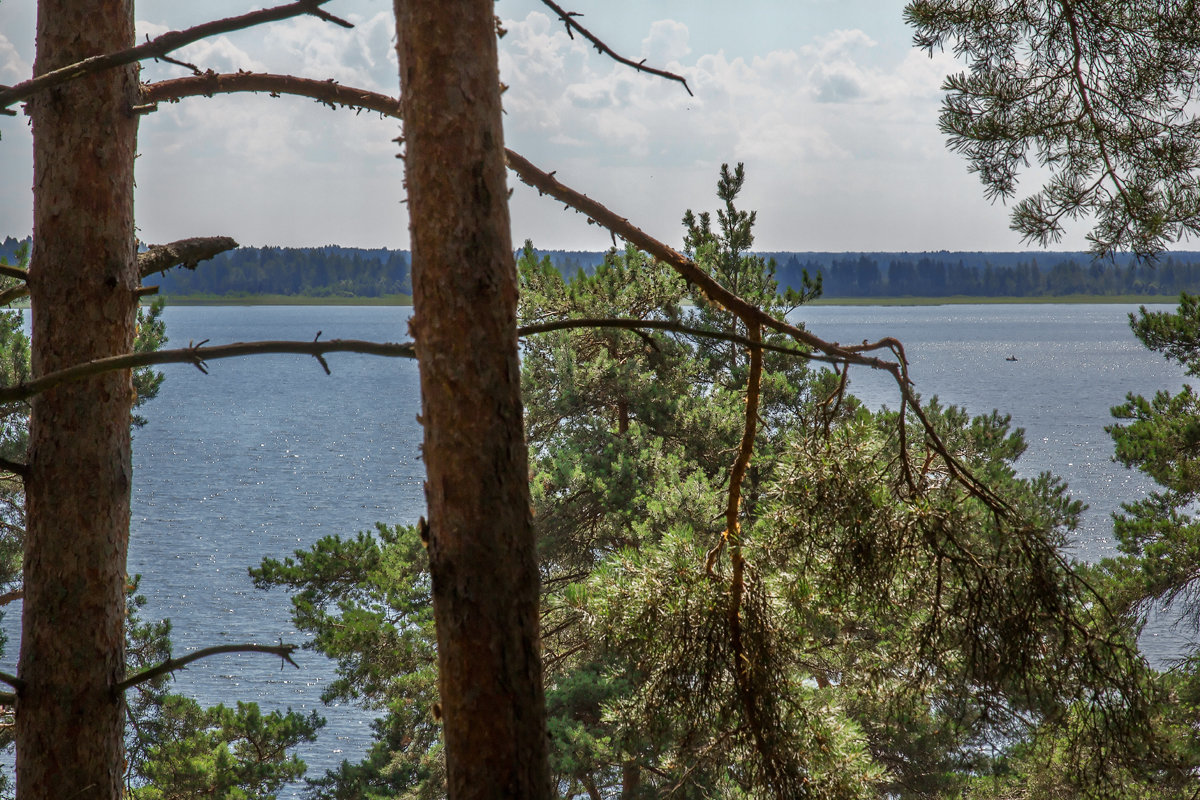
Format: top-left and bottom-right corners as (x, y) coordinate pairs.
(394, 2), (550, 797)
(18, 1), (138, 796)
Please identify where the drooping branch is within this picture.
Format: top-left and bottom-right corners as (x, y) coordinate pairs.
(0, 0), (351, 111)
(537, 0), (693, 96)
(114, 642), (299, 694)
(0, 338), (416, 404)
(504, 148), (1013, 516)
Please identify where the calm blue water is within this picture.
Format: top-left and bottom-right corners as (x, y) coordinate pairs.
(2, 302), (1194, 791)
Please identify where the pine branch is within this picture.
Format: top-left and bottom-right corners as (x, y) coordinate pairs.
(0, 0), (350, 111)
(0, 339), (416, 404)
(0, 671), (23, 692)
(115, 642), (299, 693)
(537, 0), (692, 96)
(143, 72), (404, 117)
(139, 236), (239, 279)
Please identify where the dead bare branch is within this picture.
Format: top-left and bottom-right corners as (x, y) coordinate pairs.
(0, 339), (416, 404)
(143, 71), (404, 117)
(537, 0), (693, 96)
(139, 236), (239, 280)
(114, 642), (299, 694)
(0, 0), (350, 111)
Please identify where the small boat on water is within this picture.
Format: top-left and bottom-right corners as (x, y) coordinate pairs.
(1005, 355), (1018, 362)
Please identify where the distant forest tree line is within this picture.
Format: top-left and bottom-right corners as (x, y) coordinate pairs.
(5, 236), (1200, 299)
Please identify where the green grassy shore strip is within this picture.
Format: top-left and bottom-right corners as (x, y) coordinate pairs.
(808, 293), (1185, 306)
(156, 293), (413, 306)
(152, 292), (1184, 307)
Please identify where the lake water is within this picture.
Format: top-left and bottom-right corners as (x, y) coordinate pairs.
(1, 302), (1194, 792)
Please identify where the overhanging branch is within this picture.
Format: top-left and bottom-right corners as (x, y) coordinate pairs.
(115, 642), (299, 694)
(0, 338), (416, 404)
(0, 319), (821, 404)
(0, 0), (351, 111)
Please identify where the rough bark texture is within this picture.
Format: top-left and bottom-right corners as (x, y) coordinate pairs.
(18, 1), (138, 797)
(394, 2), (550, 798)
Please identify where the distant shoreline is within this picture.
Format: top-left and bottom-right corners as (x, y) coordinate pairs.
(148, 292), (1187, 308)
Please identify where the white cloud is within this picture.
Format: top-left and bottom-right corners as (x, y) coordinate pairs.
(0, 33), (29, 85)
(130, 11), (406, 247)
(494, 11), (1017, 251)
(642, 19), (691, 64)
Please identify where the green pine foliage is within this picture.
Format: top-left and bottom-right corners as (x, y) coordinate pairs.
(124, 580), (324, 800)
(251, 523), (442, 800)
(904, 0), (1200, 256)
(256, 167), (1166, 798)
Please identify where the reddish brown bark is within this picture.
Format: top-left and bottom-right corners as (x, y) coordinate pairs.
(394, 2), (550, 799)
(18, 1), (139, 797)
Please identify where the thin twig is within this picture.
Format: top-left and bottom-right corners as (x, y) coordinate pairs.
(115, 642), (299, 693)
(537, 0), (692, 96)
(0, 0), (350, 110)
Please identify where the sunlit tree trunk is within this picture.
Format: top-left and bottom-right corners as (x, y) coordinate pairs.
(393, 2), (550, 798)
(18, 1), (138, 796)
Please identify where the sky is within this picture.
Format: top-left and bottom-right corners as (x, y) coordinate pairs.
(0, 1), (1088, 252)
